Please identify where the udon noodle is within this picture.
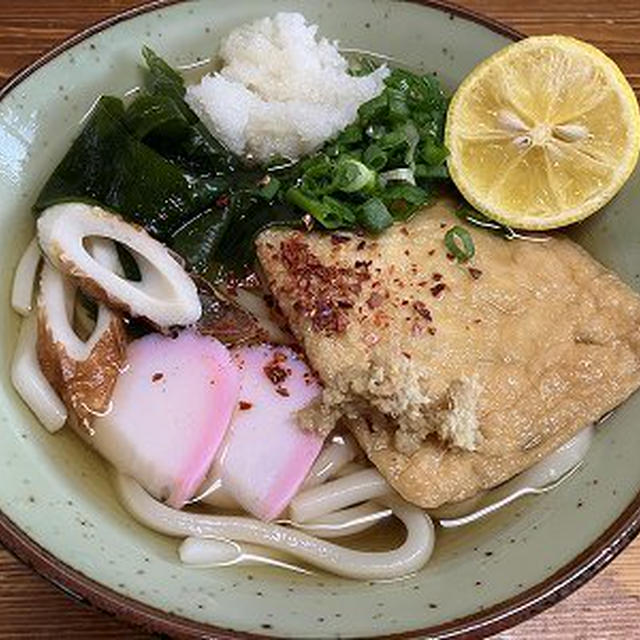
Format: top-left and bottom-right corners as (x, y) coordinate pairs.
(114, 424), (594, 579)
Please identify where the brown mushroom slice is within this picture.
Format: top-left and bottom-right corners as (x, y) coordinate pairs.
(36, 263), (127, 435)
(37, 203), (201, 329)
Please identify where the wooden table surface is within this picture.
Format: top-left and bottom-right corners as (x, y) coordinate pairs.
(1, 1), (639, 638)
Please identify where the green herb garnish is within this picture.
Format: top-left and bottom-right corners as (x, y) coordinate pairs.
(358, 197), (393, 233)
(283, 67), (450, 231)
(444, 226), (475, 262)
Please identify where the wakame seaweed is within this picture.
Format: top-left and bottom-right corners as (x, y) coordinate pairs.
(34, 96), (222, 239)
(170, 208), (231, 275)
(134, 47), (238, 179)
(211, 198), (303, 274)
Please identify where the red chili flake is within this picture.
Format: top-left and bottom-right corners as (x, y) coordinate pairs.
(404, 249), (410, 256)
(473, 318), (482, 324)
(430, 283), (447, 297)
(331, 234), (351, 246)
(417, 281), (429, 287)
(356, 240), (367, 251)
(402, 352), (412, 359)
(151, 372), (164, 383)
(468, 267), (483, 280)
(446, 253), (455, 261)
(279, 236), (369, 334)
(427, 326), (437, 335)
(427, 249), (436, 256)
(432, 272), (443, 281)
(264, 352), (289, 386)
(216, 194), (230, 208)
(276, 387), (291, 397)
(239, 401), (253, 411)
(413, 301), (433, 322)
(367, 291), (385, 309)
(400, 227), (410, 236)
(314, 300), (348, 333)
(401, 300), (409, 306)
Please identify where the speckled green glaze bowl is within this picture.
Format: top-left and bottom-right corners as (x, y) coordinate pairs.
(1, 1), (639, 638)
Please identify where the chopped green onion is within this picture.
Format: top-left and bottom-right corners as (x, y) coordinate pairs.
(277, 66), (450, 237)
(415, 163), (449, 179)
(358, 197), (393, 234)
(344, 148), (364, 162)
(333, 158), (377, 193)
(257, 176), (281, 200)
(384, 183), (428, 204)
(322, 195), (356, 225)
(300, 155), (335, 195)
(358, 93), (387, 123)
(365, 123), (386, 140)
(421, 138), (449, 166)
(323, 143), (341, 158)
(337, 123), (363, 146)
(286, 188), (335, 227)
(379, 127), (408, 151)
(382, 183), (429, 220)
(403, 121), (420, 167)
(388, 88), (410, 121)
(363, 144), (388, 170)
(285, 188), (355, 229)
(444, 226), (475, 262)
(301, 154), (332, 175)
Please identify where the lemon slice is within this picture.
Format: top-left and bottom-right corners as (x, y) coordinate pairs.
(445, 35), (640, 229)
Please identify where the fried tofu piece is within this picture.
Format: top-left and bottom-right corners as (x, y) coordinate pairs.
(256, 200), (640, 507)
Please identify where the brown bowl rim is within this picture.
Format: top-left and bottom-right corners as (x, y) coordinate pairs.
(1, 1), (638, 638)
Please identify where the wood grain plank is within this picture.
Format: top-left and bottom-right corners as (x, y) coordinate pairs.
(1, 1), (639, 638)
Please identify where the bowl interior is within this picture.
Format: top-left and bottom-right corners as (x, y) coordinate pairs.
(1, 0), (639, 637)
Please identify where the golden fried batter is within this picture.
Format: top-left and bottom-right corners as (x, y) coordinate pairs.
(257, 200), (640, 507)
